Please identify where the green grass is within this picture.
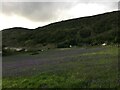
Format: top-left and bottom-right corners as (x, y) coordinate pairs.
(2, 46), (119, 88)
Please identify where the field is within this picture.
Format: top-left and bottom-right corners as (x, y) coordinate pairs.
(2, 46), (119, 88)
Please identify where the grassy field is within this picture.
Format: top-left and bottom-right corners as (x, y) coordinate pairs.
(2, 46), (119, 88)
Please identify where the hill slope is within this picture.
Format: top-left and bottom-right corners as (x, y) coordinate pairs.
(2, 11), (120, 49)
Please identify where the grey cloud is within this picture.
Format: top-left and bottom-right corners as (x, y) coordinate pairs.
(1, 1), (119, 22)
(2, 2), (76, 22)
(119, 1), (120, 9)
(1, 0), (119, 2)
(77, 0), (119, 3)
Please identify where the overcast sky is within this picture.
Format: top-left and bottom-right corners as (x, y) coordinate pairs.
(0, 0), (119, 30)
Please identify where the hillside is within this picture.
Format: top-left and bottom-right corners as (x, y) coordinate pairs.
(2, 11), (120, 49)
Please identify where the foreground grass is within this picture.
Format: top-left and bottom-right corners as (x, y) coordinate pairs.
(2, 46), (119, 88)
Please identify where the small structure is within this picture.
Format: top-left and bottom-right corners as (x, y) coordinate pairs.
(102, 43), (107, 46)
(41, 49), (44, 52)
(10, 47), (25, 52)
(4, 47), (9, 50)
(69, 45), (72, 48)
(16, 48), (23, 52)
(25, 49), (28, 52)
(3, 47), (27, 52)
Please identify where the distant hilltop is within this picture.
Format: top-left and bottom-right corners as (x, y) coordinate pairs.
(2, 11), (120, 50)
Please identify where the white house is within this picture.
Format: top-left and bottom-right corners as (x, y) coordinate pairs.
(16, 48), (23, 52)
(102, 43), (107, 46)
(69, 45), (72, 48)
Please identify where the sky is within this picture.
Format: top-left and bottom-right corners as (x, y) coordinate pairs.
(0, 0), (119, 30)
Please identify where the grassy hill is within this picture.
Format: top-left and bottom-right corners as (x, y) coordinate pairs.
(2, 11), (120, 49)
